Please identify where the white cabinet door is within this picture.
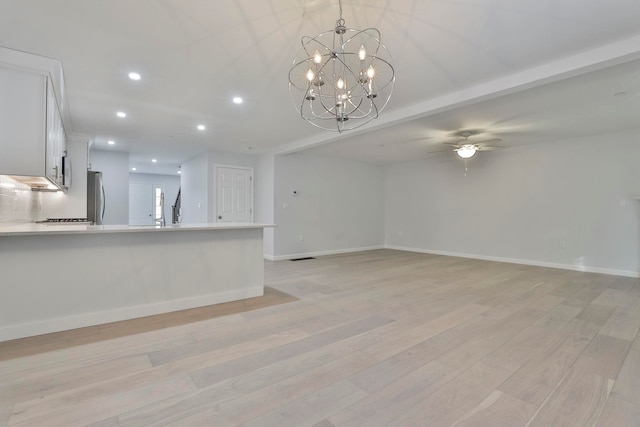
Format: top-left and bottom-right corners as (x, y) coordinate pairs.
(45, 79), (65, 187)
(0, 68), (46, 176)
(0, 68), (65, 189)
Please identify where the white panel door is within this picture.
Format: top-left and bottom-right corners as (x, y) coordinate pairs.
(216, 166), (253, 223)
(129, 182), (154, 225)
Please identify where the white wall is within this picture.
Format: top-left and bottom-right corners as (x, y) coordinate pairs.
(385, 128), (640, 277)
(89, 150), (129, 225)
(181, 153), (208, 223)
(257, 154), (275, 257)
(129, 173), (181, 224)
(274, 153), (385, 259)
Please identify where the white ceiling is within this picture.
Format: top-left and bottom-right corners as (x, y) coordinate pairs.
(303, 57), (640, 163)
(1, 0), (640, 172)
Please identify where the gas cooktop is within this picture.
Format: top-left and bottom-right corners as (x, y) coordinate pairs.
(36, 218), (93, 224)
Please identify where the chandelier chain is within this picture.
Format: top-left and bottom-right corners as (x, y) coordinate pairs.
(338, 0), (343, 20)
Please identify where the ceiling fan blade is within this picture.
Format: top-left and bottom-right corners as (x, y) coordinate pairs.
(478, 145), (504, 151)
(426, 148), (454, 154)
(443, 142), (462, 147)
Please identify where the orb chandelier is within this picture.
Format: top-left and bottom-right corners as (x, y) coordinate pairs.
(288, 0), (395, 132)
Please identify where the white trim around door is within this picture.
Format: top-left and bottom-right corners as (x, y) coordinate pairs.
(213, 164), (254, 223)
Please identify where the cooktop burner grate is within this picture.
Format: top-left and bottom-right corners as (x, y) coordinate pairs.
(37, 218), (92, 223)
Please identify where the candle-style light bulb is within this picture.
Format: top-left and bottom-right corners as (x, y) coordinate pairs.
(313, 50), (322, 64)
(306, 69), (315, 81)
(337, 77), (345, 89)
(367, 65), (375, 79)
(358, 45), (366, 61)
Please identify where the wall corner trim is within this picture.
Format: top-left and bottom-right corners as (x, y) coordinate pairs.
(384, 245), (640, 278)
(267, 245), (385, 261)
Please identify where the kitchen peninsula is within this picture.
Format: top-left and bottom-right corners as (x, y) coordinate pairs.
(0, 222), (274, 342)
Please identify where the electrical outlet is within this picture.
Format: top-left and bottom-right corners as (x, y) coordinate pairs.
(619, 199), (627, 207)
(299, 235), (304, 241)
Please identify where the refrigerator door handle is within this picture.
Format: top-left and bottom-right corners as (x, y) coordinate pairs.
(101, 185), (106, 220)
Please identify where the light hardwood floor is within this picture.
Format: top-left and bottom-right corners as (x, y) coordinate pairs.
(1, 249), (639, 426)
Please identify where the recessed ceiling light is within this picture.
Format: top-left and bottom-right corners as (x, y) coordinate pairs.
(107, 140), (115, 145)
(233, 97), (243, 104)
(131, 167), (137, 171)
(128, 72), (141, 81)
(197, 124), (206, 131)
(116, 111), (127, 118)
(151, 159), (157, 163)
(244, 147), (254, 151)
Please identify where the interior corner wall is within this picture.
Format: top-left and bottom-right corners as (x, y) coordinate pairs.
(273, 153), (385, 259)
(384, 128), (640, 277)
(257, 154), (275, 258)
(89, 149), (129, 225)
(181, 153), (209, 223)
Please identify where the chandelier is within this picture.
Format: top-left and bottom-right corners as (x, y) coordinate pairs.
(288, 0), (395, 132)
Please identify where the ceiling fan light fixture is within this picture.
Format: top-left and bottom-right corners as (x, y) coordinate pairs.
(456, 145), (477, 159)
(288, 0), (395, 133)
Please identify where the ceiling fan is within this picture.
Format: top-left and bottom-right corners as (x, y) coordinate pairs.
(429, 130), (504, 158)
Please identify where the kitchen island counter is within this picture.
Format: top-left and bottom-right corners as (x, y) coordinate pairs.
(0, 222), (273, 236)
(0, 223), (274, 342)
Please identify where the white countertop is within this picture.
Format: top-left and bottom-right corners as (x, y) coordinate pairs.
(0, 222), (275, 236)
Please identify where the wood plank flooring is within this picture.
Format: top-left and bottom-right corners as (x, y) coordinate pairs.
(1, 249), (639, 426)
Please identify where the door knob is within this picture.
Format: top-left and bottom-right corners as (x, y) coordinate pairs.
(218, 215), (222, 220)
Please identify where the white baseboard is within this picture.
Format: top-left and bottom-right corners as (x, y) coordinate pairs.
(267, 245), (385, 261)
(0, 287), (264, 343)
(385, 245), (640, 278)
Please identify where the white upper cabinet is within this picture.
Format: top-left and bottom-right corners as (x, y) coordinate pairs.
(0, 66), (67, 189)
(0, 67), (47, 176)
(0, 47), (71, 191)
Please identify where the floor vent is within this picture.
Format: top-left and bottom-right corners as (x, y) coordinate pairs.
(290, 257), (315, 261)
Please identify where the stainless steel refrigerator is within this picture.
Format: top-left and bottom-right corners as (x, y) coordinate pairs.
(87, 171), (105, 225)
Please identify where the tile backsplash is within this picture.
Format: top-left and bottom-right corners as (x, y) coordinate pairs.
(0, 175), (42, 223)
